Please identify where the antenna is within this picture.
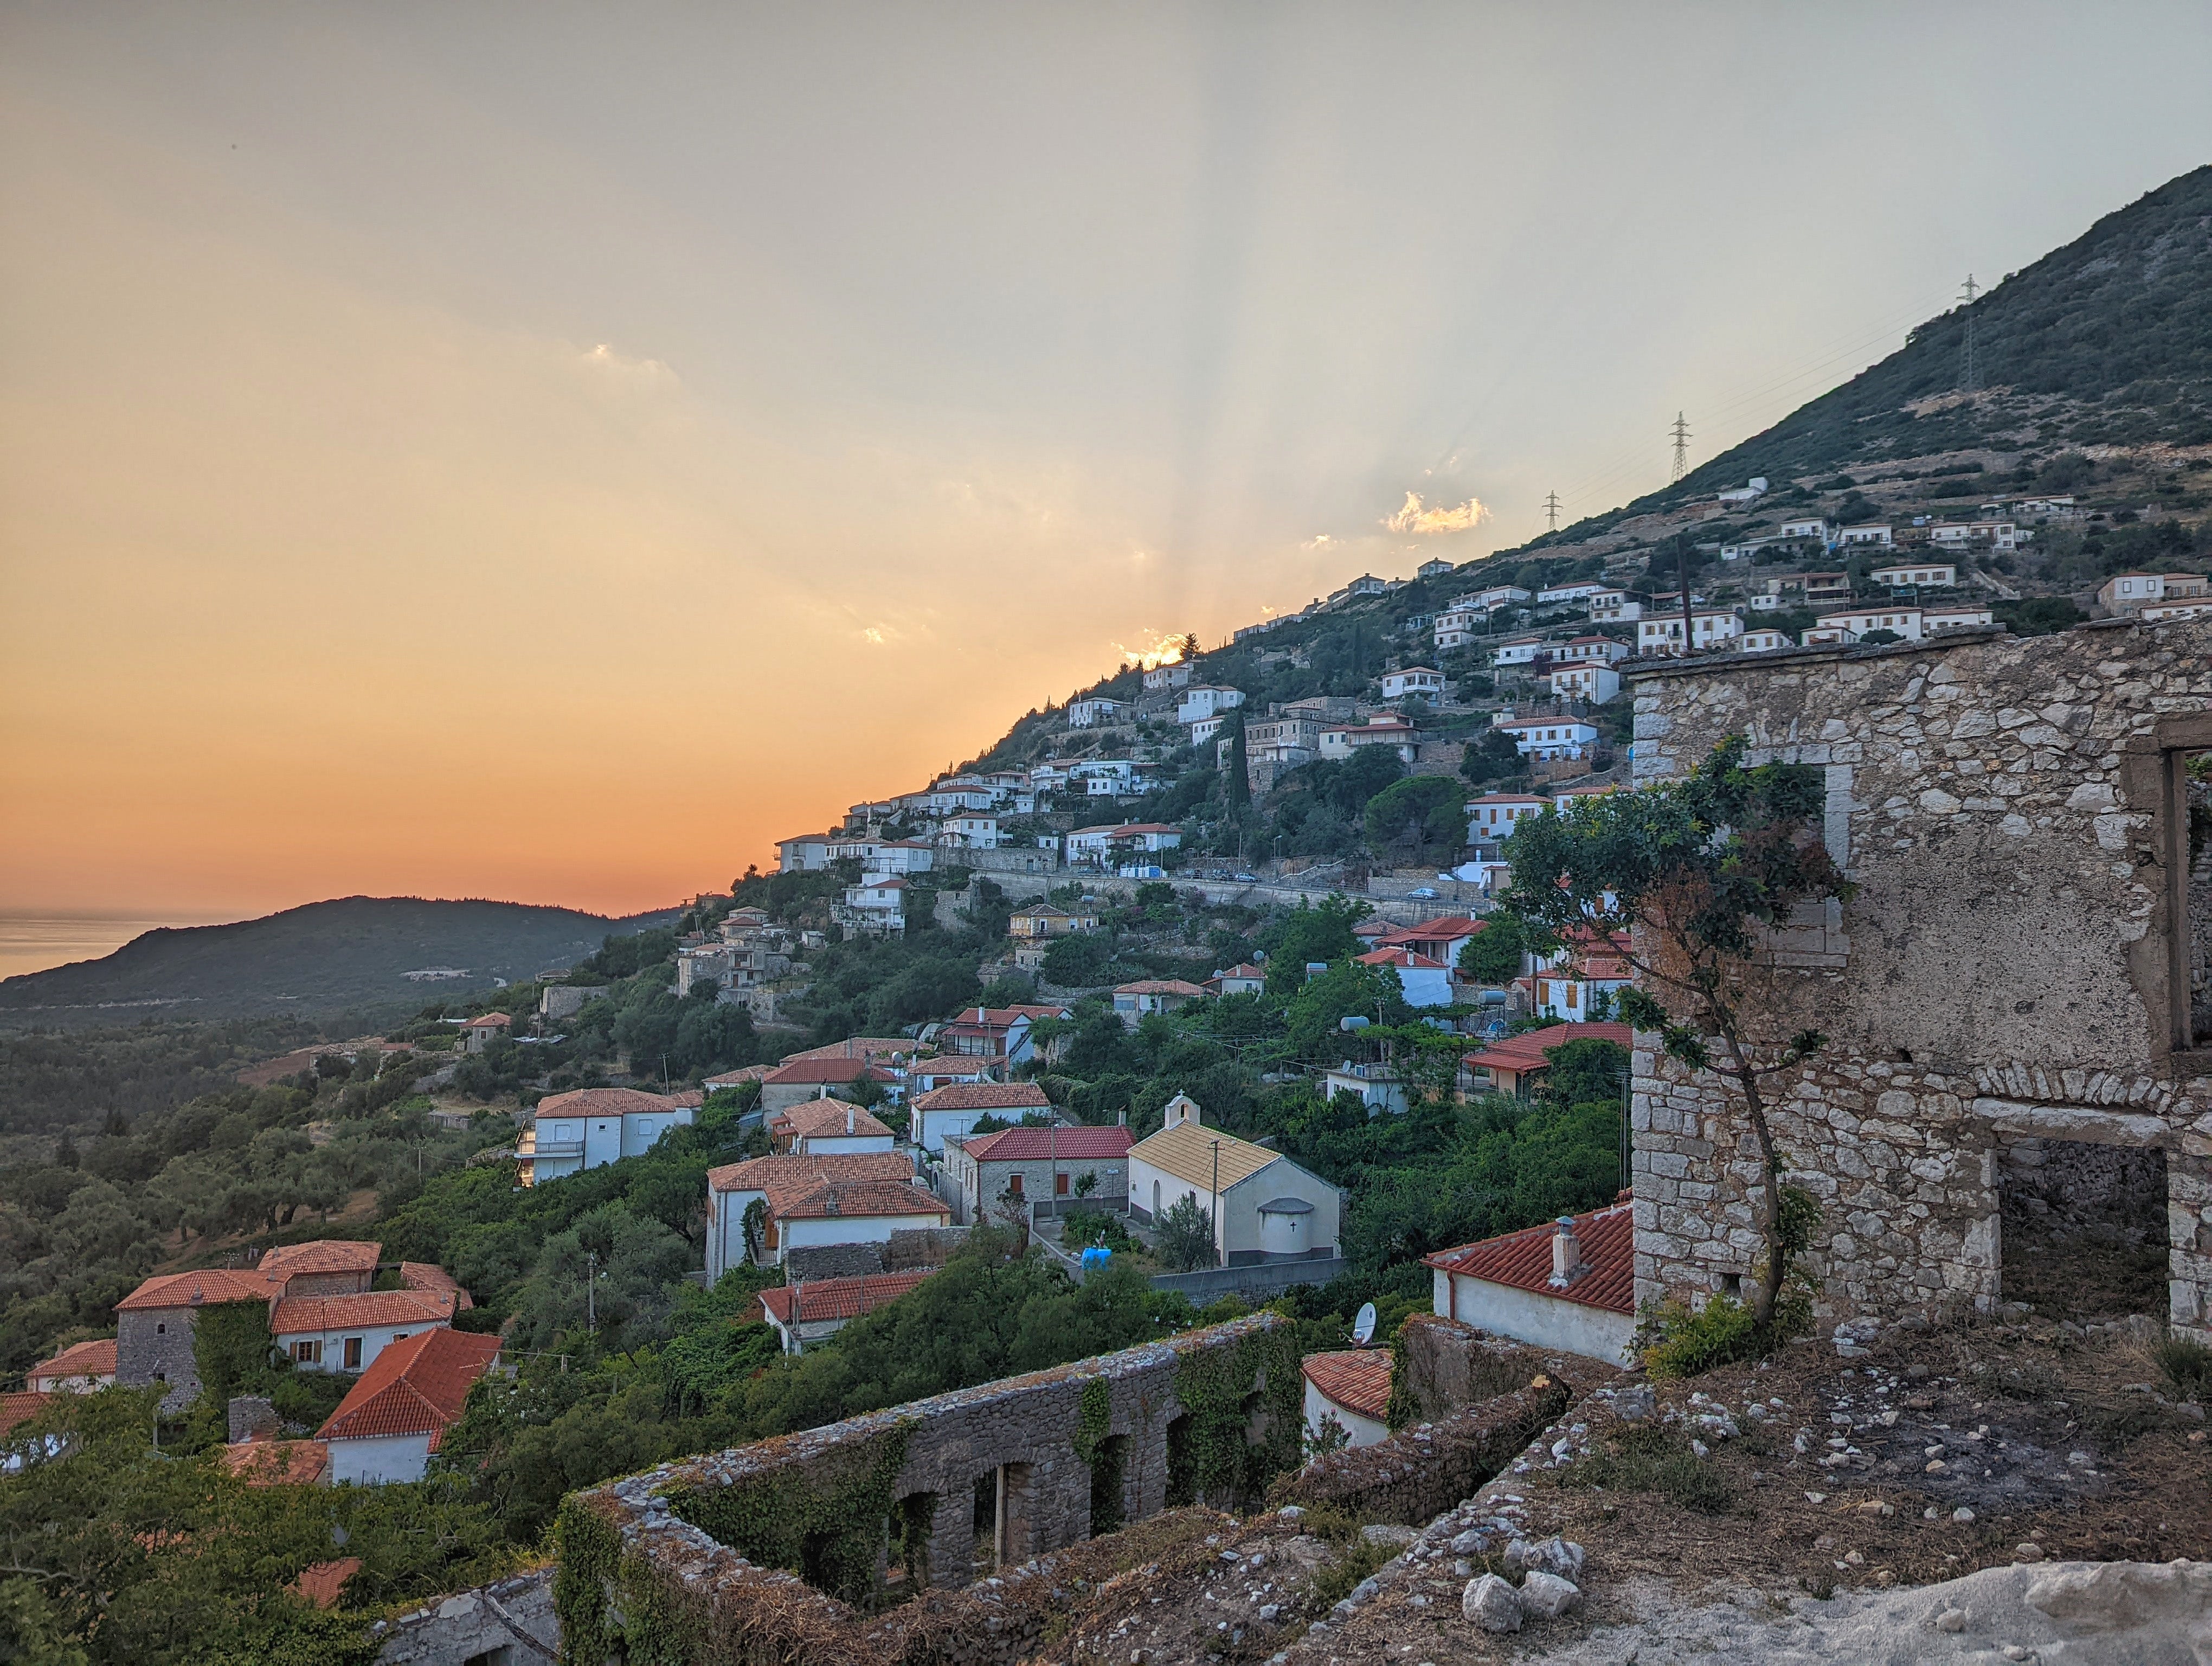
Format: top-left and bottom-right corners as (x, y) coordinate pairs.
(1542, 490), (1561, 533)
(1352, 1302), (1377, 1347)
(1669, 413), (1692, 484)
(1958, 273), (1979, 396)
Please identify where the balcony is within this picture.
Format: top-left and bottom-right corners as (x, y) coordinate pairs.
(530, 1139), (585, 1159)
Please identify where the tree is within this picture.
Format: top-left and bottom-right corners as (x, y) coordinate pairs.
(1226, 709), (1251, 819)
(1361, 776), (1467, 857)
(1154, 1194), (1217, 1271)
(1259, 895), (1371, 994)
(1455, 915), (1525, 986)
(1501, 735), (1854, 1330)
(1460, 727), (1523, 787)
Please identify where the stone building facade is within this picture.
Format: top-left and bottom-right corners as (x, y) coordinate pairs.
(1623, 617), (2212, 1341)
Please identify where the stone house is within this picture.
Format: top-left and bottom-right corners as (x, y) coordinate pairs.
(941, 1124), (1132, 1225)
(1623, 616), (2211, 1341)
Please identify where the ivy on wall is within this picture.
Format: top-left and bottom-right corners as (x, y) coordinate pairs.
(1073, 1377), (1124, 1536)
(553, 1496), (709, 1666)
(1168, 1321), (1303, 1507)
(192, 1299), (279, 1405)
(1383, 1319), (1419, 1432)
(667, 1422), (916, 1605)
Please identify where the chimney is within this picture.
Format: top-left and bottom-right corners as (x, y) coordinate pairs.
(1549, 1216), (1583, 1286)
(846, 1105), (855, 1136)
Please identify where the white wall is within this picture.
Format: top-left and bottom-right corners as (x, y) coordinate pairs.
(779, 1210), (944, 1260)
(706, 1186), (764, 1281)
(329, 1431), (433, 1486)
(1435, 1269), (1637, 1366)
(1220, 1161), (1340, 1259)
(278, 1319), (446, 1375)
(796, 1132), (895, 1155)
(1302, 1379), (1388, 1449)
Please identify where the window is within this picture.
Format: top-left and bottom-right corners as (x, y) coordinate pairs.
(1055, 1172), (1070, 1196)
(156, 1322), (165, 1335)
(293, 1340), (321, 1364)
(343, 1336), (363, 1370)
(1006, 1172), (1024, 1196)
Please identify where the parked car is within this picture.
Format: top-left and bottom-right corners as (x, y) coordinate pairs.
(1407, 886), (1438, 899)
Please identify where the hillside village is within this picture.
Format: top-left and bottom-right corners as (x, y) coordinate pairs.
(3, 170), (2212, 1666)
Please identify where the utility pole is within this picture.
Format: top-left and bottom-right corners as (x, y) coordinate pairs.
(1959, 273), (1980, 396)
(1669, 413), (1692, 484)
(1542, 491), (1562, 533)
(585, 1250), (597, 1334)
(1678, 537), (1696, 656)
(1210, 1139), (1222, 1268)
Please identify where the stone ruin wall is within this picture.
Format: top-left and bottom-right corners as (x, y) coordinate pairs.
(560, 1315), (1296, 1666)
(1623, 617), (2212, 1341)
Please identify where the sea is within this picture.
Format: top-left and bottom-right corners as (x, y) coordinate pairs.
(0, 911), (236, 983)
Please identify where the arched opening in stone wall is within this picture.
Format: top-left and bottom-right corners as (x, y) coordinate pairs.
(1998, 1136), (2169, 1323)
(971, 1472), (998, 1570)
(1163, 1413), (1195, 1508)
(1086, 1433), (1128, 1537)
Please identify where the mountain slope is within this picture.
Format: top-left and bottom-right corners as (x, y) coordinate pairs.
(0, 896), (676, 1022)
(1674, 166), (2212, 494)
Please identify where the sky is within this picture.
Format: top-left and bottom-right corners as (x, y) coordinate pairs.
(3, 3), (2210, 945)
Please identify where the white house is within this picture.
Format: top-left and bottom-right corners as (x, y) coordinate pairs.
(271, 1288), (460, 1376)
(1467, 584), (1531, 611)
(1432, 608), (1479, 650)
(1928, 521), (2016, 551)
(316, 1328), (503, 1486)
(1535, 580), (1606, 605)
(1779, 517), (1837, 546)
(1127, 1094), (1340, 1265)
(1113, 978), (1210, 1027)
(1379, 667), (1445, 703)
(1547, 663), (1621, 704)
(1354, 945), (1452, 1009)
(939, 814), (1000, 850)
(840, 875), (909, 932)
(1492, 716), (1598, 759)
(1870, 561), (1957, 588)
(704, 1154), (949, 1277)
(518, 1087), (696, 1185)
(1205, 963), (1266, 997)
(776, 833), (837, 873)
(1635, 611), (1744, 655)
(1318, 716), (1418, 762)
(1176, 686), (1245, 726)
(768, 1098), (897, 1155)
(1489, 636), (1546, 667)
(1813, 604), (1924, 643)
(1838, 523), (1894, 547)
(1552, 636), (1628, 664)
(27, 1339), (117, 1394)
(1302, 1350), (1392, 1450)
(906, 1081), (1055, 1153)
(1321, 1058), (1410, 1114)
(1923, 604), (1996, 632)
(1740, 627), (1791, 652)
(1425, 1199), (1636, 1366)
(1586, 590), (1643, 623)
(2097, 573), (2208, 613)
(1141, 662), (1192, 691)
(1465, 792), (1549, 841)
(1714, 476), (1769, 505)
(1067, 697), (1130, 728)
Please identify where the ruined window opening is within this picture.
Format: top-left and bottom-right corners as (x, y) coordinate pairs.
(1087, 1434), (1128, 1537)
(2179, 747), (2211, 1051)
(971, 1473), (996, 1567)
(1997, 1137), (2168, 1323)
(1163, 1413), (1195, 1508)
(462, 1649), (513, 1666)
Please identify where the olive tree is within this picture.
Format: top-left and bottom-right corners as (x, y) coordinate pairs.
(1502, 734), (1855, 1330)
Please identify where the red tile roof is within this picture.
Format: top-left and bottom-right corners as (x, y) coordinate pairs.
(909, 1082), (1052, 1113)
(398, 1263), (472, 1309)
(0, 1392), (52, 1437)
(763, 1059), (900, 1086)
(1115, 979), (1209, 997)
(269, 1290), (458, 1337)
(957, 1125), (1133, 1163)
(1423, 1199), (1635, 1315)
(707, 1151), (916, 1195)
(219, 1438), (331, 1487)
(318, 1328), (502, 1447)
(115, 1268), (284, 1311)
(1462, 1021), (1632, 1077)
(461, 1013), (512, 1029)
(772, 1100), (895, 1141)
(1302, 1350), (1392, 1423)
(535, 1086), (695, 1117)
(778, 1179), (948, 1223)
(1355, 947), (1449, 970)
(291, 1556), (360, 1610)
(758, 1269), (935, 1326)
(30, 1338), (116, 1384)
(259, 1240), (381, 1278)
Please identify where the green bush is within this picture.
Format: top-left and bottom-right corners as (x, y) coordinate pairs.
(2152, 1335), (2212, 1400)
(1560, 1422), (1737, 1515)
(1637, 1293), (1760, 1379)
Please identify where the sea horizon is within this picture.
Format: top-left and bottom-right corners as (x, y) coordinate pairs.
(0, 909), (242, 982)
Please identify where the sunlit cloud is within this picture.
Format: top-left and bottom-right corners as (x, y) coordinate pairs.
(581, 342), (676, 381)
(1113, 629), (1192, 670)
(1301, 533), (1336, 550)
(1383, 490), (1490, 535)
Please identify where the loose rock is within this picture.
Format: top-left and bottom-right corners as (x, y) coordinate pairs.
(1462, 1573), (1522, 1632)
(1520, 1571), (1583, 1619)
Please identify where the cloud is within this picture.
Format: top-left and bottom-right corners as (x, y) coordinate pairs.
(1383, 491), (1490, 535)
(1114, 629), (1191, 670)
(1301, 533), (1336, 549)
(580, 342), (676, 381)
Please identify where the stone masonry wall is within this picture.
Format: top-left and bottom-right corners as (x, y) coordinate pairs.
(115, 1308), (206, 1409)
(1624, 617), (2212, 1341)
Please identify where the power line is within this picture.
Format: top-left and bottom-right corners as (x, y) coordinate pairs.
(1669, 413), (1692, 483)
(1959, 272), (1979, 396)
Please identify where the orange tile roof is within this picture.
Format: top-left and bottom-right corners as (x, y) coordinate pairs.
(909, 1082), (1052, 1113)
(397, 1263), (472, 1310)
(269, 1290), (458, 1337)
(115, 1267), (282, 1312)
(776, 1180), (949, 1223)
(763, 1058), (900, 1086)
(259, 1241), (382, 1278)
(219, 1438), (331, 1487)
(957, 1125), (1132, 1163)
(759, 1269), (935, 1326)
(1424, 1199), (1635, 1315)
(1462, 1021), (1632, 1077)
(772, 1099), (895, 1141)
(1115, 979), (1209, 997)
(291, 1556), (360, 1610)
(318, 1328), (502, 1447)
(706, 1151), (916, 1195)
(30, 1338), (116, 1383)
(534, 1086), (695, 1118)
(1356, 947), (1449, 970)
(1302, 1350), (1392, 1423)
(461, 1013), (512, 1029)
(0, 1392), (52, 1437)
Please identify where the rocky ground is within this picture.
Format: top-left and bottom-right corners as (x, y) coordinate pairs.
(1020, 1309), (2210, 1666)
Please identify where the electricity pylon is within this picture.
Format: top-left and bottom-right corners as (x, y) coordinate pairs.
(1669, 413), (1692, 483)
(1542, 491), (1561, 533)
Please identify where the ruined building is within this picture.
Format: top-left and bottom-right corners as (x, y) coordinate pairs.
(1624, 617), (2211, 1341)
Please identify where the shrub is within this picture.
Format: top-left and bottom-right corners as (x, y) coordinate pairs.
(1559, 1422), (1737, 1515)
(1154, 1194), (1218, 1272)
(1638, 1293), (1759, 1379)
(2151, 1335), (2212, 1400)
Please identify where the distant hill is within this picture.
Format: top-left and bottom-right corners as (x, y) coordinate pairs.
(0, 896), (677, 1024)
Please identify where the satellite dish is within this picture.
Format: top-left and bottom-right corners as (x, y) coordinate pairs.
(1352, 1302), (1377, 1347)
